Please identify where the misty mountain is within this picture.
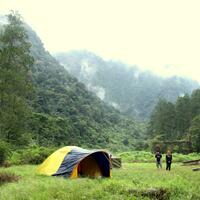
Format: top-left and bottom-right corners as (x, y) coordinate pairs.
(54, 51), (199, 120)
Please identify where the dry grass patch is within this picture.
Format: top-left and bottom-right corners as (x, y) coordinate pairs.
(126, 188), (170, 200)
(0, 172), (20, 185)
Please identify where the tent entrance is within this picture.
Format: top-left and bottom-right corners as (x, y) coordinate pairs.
(77, 151), (110, 178)
(78, 154), (102, 177)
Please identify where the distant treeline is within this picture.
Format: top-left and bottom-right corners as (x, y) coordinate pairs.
(148, 89), (200, 152)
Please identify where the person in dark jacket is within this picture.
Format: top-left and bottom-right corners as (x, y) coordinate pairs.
(166, 150), (172, 171)
(155, 151), (162, 169)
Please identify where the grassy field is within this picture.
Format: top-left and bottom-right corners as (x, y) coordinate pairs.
(117, 151), (200, 163)
(0, 162), (200, 200)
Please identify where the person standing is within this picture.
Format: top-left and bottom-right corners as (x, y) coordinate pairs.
(166, 150), (172, 171)
(155, 151), (162, 169)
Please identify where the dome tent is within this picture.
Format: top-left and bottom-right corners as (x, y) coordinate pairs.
(37, 146), (111, 178)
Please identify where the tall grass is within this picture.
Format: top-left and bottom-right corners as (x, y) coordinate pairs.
(117, 151), (200, 163)
(0, 163), (200, 200)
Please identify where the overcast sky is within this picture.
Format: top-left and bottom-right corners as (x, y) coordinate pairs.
(0, 0), (200, 82)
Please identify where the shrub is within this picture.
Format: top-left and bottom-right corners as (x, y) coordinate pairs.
(0, 141), (11, 166)
(10, 146), (56, 165)
(2, 161), (12, 168)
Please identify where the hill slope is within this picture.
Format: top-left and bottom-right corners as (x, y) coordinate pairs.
(54, 51), (199, 120)
(23, 26), (144, 150)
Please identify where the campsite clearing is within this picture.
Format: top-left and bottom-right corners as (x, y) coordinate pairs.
(0, 163), (200, 200)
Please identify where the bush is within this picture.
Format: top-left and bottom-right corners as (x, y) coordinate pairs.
(118, 151), (154, 163)
(10, 146), (56, 165)
(2, 161), (12, 168)
(0, 141), (11, 166)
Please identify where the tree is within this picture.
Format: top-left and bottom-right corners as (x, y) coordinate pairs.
(175, 94), (191, 138)
(148, 99), (176, 140)
(190, 89), (200, 118)
(0, 11), (34, 146)
(189, 115), (200, 152)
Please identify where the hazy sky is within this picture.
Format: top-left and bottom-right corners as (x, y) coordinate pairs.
(0, 0), (200, 82)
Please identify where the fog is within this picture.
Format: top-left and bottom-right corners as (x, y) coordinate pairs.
(1, 0), (200, 82)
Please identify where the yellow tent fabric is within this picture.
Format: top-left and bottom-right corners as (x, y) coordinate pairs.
(37, 146), (73, 176)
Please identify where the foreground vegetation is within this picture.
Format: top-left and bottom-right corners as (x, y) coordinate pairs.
(0, 163), (200, 200)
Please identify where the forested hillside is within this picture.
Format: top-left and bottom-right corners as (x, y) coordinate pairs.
(55, 51), (199, 120)
(0, 13), (144, 151)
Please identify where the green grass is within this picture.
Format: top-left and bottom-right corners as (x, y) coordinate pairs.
(8, 148), (200, 165)
(0, 163), (200, 200)
(117, 151), (200, 163)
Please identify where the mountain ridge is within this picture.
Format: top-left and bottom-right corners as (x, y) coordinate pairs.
(54, 50), (199, 120)
(23, 24), (145, 150)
